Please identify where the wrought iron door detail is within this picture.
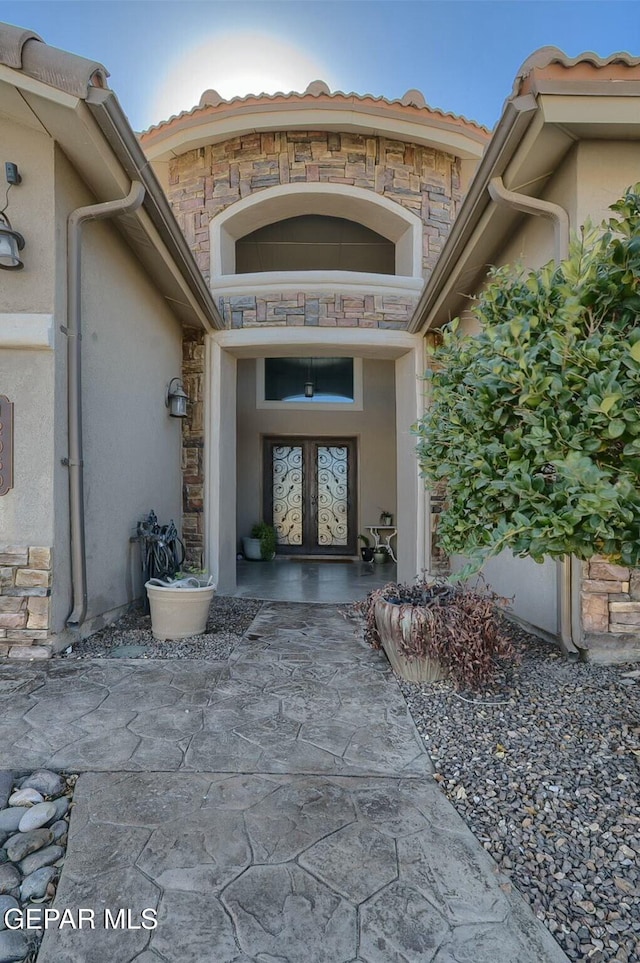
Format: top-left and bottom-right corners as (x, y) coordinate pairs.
(317, 446), (348, 546)
(265, 437), (356, 555)
(272, 445), (303, 545)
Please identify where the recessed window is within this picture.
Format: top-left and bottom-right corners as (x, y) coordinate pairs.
(236, 215), (395, 275)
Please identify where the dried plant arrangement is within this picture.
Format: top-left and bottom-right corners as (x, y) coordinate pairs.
(347, 578), (516, 689)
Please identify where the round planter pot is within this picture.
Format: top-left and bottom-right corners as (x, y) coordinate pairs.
(373, 551), (388, 564)
(360, 547), (375, 563)
(242, 536), (275, 561)
(374, 598), (447, 683)
(145, 580), (216, 641)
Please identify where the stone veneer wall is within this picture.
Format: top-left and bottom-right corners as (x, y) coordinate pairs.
(582, 557), (640, 640)
(0, 546), (51, 658)
(220, 292), (415, 329)
(167, 130), (461, 327)
(182, 329), (206, 568)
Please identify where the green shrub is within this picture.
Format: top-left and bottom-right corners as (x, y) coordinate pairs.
(415, 185), (640, 577)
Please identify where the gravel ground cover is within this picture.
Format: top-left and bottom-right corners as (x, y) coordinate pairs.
(0, 769), (74, 963)
(399, 628), (640, 963)
(60, 596), (263, 660)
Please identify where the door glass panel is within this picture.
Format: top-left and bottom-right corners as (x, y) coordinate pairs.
(317, 446), (348, 546)
(272, 446), (303, 545)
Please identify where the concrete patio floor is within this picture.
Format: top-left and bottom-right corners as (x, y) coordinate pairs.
(0, 603), (568, 963)
(234, 557), (398, 602)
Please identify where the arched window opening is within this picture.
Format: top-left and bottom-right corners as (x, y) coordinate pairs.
(236, 215), (395, 275)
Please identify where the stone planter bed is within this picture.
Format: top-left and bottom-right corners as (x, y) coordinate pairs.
(400, 626), (640, 963)
(59, 596), (263, 660)
(0, 769), (74, 963)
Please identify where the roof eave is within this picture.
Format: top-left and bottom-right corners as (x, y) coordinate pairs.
(86, 87), (223, 331)
(407, 94), (540, 334)
(140, 100), (489, 164)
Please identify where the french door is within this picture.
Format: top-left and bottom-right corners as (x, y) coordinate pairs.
(264, 438), (357, 555)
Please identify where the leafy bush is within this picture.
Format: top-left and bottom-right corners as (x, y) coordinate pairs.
(348, 578), (514, 689)
(415, 185), (640, 575)
(251, 522), (277, 560)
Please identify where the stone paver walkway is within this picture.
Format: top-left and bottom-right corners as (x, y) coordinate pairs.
(0, 603), (568, 963)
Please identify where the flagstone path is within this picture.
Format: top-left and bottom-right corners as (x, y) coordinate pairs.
(0, 603), (568, 962)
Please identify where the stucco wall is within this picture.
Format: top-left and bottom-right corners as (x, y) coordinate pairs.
(51, 148), (185, 634)
(0, 120), (57, 653)
(0, 120), (56, 543)
(452, 552), (559, 637)
(235, 358), (396, 550)
(574, 140), (640, 227)
(0, 119), (56, 311)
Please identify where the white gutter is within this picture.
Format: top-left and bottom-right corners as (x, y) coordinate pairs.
(65, 181), (146, 628)
(487, 176), (582, 657)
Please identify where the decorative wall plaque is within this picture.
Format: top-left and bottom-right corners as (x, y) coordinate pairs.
(0, 395), (14, 496)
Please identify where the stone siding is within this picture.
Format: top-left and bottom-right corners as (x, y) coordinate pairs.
(220, 292), (415, 329)
(182, 330), (206, 568)
(0, 545), (52, 659)
(167, 130), (461, 328)
(582, 557), (640, 638)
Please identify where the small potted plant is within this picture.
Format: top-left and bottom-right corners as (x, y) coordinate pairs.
(358, 534), (375, 563)
(346, 577), (514, 687)
(373, 545), (389, 565)
(379, 510), (393, 526)
(242, 522), (277, 561)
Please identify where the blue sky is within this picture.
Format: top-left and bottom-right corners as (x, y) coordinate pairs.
(2, 1), (639, 131)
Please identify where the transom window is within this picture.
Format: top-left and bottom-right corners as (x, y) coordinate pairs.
(236, 215), (395, 275)
(257, 357), (364, 411)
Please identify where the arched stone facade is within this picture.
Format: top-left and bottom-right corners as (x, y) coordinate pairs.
(166, 130), (463, 328)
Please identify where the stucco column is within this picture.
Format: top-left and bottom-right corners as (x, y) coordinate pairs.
(395, 340), (427, 583)
(207, 338), (237, 594)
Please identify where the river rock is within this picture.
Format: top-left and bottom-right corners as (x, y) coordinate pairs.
(49, 821), (67, 844)
(0, 777), (11, 812)
(19, 866), (56, 902)
(49, 796), (69, 821)
(0, 813), (25, 836)
(0, 866), (20, 897)
(19, 845), (63, 877)
(0, 896), (19, 931)
(0, 930), (29, 963)
(19, 771), (65, 799)
(7, 789), (42, 808)
(17, 804), (56, 834)
(3, 829), (52, 863)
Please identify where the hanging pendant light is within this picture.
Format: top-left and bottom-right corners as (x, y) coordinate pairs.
(304, 358), (314, 398)
(0, 213), (25, 271)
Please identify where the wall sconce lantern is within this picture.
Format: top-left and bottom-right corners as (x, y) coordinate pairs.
(166, 378), (189, 418)
(0, 212), (25, 271)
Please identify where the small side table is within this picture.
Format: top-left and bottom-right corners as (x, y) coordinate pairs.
(367, 525), (398, 563)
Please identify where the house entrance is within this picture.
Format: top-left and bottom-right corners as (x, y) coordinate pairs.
(263, 437), (357, 555)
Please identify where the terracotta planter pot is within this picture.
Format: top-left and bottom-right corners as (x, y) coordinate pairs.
(374, 598), (448, 683)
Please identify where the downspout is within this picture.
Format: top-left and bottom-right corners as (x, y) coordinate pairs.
(487, 176), (582, 657)
(65, 180), (146, 628)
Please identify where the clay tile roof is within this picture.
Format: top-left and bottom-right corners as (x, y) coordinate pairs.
(0, 20), (109, 98)
(511, 44), (640, 97)
(141, 83), (489, 137)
